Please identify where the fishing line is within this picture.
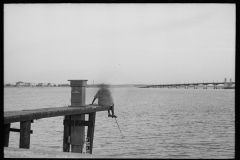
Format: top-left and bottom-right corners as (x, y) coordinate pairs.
(114, 117), (135, 146)
(114, 117), (124, 139)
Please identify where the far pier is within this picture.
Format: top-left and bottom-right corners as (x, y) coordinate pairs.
(142, 78), (235, 89)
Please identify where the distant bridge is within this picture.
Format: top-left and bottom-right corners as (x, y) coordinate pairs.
(142, 78), (235, 89)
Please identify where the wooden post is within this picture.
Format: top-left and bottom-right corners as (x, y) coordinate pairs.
(68, 80), (87, 153)
(87, 112), (96, 154)
(4, 124), (11, 147)
(19, 120), (31, 149)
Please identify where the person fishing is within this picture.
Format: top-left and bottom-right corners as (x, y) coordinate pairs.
(91, 84), (117, 118)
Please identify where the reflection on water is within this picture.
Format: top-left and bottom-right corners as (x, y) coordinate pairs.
(4, 87), (235, 158)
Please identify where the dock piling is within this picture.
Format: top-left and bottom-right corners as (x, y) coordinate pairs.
(4, 124), (11, 147)
(64, 80), (92, 153)
(19, 120), (31, 149)
(63, 115), (71, 152)
(86, 112), (96, 154)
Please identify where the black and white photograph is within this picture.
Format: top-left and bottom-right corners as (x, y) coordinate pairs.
(4, 3), (235, 158)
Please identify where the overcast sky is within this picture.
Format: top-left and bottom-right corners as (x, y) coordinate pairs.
(4, 3), (235, 85)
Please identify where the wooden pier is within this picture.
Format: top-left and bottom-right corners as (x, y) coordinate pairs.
(4, 80), (111, 157)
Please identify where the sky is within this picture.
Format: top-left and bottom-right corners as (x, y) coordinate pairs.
(4, 4), (235, 85)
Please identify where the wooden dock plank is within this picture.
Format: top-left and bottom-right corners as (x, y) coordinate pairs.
(4, 105), (110, 124)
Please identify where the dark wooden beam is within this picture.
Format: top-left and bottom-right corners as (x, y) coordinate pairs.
(10, 128), (33, 134)
(4, 105), (111, 124)
(63, 119), (93, 127)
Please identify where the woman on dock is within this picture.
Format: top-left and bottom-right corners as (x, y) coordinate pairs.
(91, 84), (117, 118)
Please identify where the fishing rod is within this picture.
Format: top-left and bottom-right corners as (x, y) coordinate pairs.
(114, 117), (124, 139)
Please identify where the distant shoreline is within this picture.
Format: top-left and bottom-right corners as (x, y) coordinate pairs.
(3, 85), (144, 88)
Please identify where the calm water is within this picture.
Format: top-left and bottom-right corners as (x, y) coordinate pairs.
(4, 87), (235, 158)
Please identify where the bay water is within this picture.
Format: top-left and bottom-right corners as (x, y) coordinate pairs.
(4, 87), (235, 158)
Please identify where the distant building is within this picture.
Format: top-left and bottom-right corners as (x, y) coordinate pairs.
(11, 82), (58, 87)
(5, 83), (15, 86)
(31, 83), (36, 86)
(58, 84), (70, 87)
(47, 83), (53, 87)
(37, 83), (44, 86)
(16, 81), (25, 87)
(25, 83), (31, 87)
(25, 82), (36, 87)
